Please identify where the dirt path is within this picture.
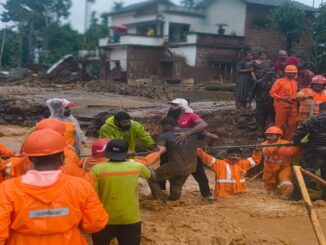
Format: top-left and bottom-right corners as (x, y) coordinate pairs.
(1, 125), (325, 245)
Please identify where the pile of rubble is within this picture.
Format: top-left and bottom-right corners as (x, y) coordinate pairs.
(82, 81), (176, 100)
(0, 96), (48, 126)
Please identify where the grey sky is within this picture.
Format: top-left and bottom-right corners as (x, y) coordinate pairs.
(0, 0), (324, 32)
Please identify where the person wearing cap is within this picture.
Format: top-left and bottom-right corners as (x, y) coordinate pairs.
(259, 126), (296, 199)
(197, 147), (261, 198)
(46, 98), (84, 155)
(82, 139), (110, 172)
(0, 129), (108, 245)
(270, 65), (299, 140)
(296, 75), (326, 124)
(99, 111), (156, 153)
(148, 117), (200, 201)
(165, 98), (213, 198)
(274, 50), (299, 77)
(248, 69), (276, 136)
(293, 102), (326, 200)
(90, 139), (152, 245)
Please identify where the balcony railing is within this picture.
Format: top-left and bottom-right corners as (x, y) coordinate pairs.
(99, 34), (164, 47)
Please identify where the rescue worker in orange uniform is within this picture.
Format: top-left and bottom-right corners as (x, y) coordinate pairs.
(4, 119), (93, 183)
(270, 65), (298, 140)
(297, 75), (326, 124)
(83, 139), (110, 172)
(0, 145), (17, 182)
(260, 126), (294, 199)
(0, 129), (108, 245)
(35, 118), (93, 182)
(197, 147), (261, 198)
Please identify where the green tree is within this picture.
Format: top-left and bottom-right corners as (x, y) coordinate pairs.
(270, 0), (306, 54)
(112, 1), (124, 11)
(41, 23), (82, 64)
(180, 0), (201, 8)
(0, 28), (21, 67)
(312, 3), (326, 73)
(1, 0), (72, 66)
(85, 11), (109, 49)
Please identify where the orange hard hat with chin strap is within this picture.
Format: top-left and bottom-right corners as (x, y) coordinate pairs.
(23, 129), (66, 156)
(265, 126), (283, 135)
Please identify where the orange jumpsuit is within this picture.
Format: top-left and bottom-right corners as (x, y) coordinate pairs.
(0, 144), (16, 157)
(297, 88), (326, 123)
(197, 149), (261, 198)
(82, 156), (108, 172)
(262, 139), (293, 197)
(2, 146), (93, 183)
(270, 77), (298, 140)
(0, 173), (108, 245)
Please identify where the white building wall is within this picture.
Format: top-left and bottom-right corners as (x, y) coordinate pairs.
(169, 46), (197, 66)
(109, 47), (128, 71)
(110, 12), (157, 26)
(204, 0), (246, 36)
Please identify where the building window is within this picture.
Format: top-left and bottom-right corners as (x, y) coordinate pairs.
(252, 19), (270, 29)
(169, 23), (190, 42)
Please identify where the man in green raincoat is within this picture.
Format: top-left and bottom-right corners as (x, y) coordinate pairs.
(99, 111), (156, 153)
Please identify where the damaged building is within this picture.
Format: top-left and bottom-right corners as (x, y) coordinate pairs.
(97, 0), (315, 85)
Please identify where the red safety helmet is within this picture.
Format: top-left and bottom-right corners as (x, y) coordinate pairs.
(265, 126), (283, 135)
(92, 139), (111, 157)
(311, 75), (326, 84)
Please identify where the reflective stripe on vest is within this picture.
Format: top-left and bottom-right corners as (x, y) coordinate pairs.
(299, 89), (320, 114)
(299, 99), (319, 114)
(215, 178), (245, 183)
(215, 163), (245, 183)
(263, 149), (288, 164)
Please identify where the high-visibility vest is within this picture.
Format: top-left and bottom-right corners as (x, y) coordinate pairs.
(262, 139), (292, 167)
(299, 88), (326, 115)
(197, 149), (261, 197)
(63, 122), (76, 147)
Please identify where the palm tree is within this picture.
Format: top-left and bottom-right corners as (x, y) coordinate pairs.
(113, 1), (124, 11)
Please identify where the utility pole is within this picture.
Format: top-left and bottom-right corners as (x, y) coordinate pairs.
(0, 27), (7, 70)
(313, 0), (315, 7)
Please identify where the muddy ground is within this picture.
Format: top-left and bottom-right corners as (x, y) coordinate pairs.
(2, 125), (326, 245)
(0, 82), (325, 245)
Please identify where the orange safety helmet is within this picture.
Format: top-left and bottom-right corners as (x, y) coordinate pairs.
(278, 146), (300, 157)
(35, 118), (66, 135)
(311, 75), (326, 84)
(284, 65), (298, 73)
(23, 129), (66, 156)
(265, 126), (283, 135)
(92, 139), (111, 157)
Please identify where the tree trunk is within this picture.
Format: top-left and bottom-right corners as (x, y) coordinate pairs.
(28, 22), (34, 64)
(17, 25), (23, 67)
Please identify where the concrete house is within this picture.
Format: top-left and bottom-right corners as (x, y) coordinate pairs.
(98, 0), (315, 85)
